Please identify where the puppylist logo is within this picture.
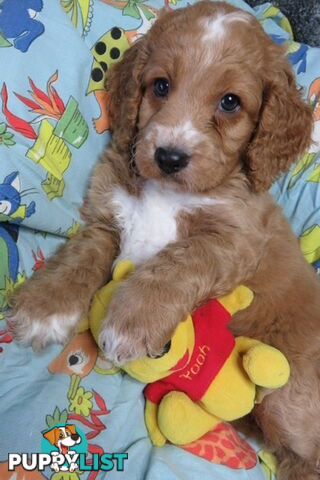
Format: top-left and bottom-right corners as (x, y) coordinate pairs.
(8, 423), (128, 473)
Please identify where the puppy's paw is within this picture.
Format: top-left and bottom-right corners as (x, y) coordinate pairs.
(8, 285), (80, 349)
(7, 274), (85, 350)
(98, 280), (183, 365)
(8, 308), (80, 350)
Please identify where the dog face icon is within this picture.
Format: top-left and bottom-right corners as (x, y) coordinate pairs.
(43, 425), (81, 455)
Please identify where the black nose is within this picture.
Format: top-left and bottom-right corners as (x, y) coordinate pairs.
(71, 434), (80, 441)
(155, 147), (190, 174)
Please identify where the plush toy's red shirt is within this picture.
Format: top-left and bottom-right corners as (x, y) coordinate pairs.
(144, 299), (235, 404)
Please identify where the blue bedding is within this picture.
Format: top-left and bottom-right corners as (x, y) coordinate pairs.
(0, 1), (319, 479)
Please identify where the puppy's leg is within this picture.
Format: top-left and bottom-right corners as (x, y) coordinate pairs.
(99, 232), (259, 363)
(254, 369), (320, 480)
(277, 449), (318, 480)
(9, 224), (118, 349)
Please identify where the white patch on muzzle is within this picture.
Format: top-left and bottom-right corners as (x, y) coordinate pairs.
(147, 120), (205, 153)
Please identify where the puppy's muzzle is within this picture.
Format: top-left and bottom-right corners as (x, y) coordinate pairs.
(155, 147), (190, 174)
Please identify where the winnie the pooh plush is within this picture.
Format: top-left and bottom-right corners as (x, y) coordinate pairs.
(86, 260), (290, 446)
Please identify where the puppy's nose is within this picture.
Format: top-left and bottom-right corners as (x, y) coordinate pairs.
(155, 147), (190, 174)
(71, 434), (80, 441)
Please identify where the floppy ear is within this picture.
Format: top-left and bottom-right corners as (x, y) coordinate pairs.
(43, 428), (58, 445)
(246, 57), (313, 192)
(106, 37), (150, 152)
(66, 424), (77, 435)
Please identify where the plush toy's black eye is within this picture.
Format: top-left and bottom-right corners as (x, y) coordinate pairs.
(147, 340), (171, 359)
(219, 93), (240, 113)
(153, 78), (170, 98)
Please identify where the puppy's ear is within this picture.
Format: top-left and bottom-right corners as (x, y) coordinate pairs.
(43, 428), (58, 445)
(246, 56), (313, 192)
(106, 37), (150, 152)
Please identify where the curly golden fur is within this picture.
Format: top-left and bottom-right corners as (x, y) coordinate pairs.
(8, 2), (320, 478)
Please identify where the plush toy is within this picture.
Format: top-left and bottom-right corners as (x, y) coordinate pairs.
(87, 260), (290, 446)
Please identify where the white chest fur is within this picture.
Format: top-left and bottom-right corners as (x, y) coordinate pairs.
(111, 180), (221, 265)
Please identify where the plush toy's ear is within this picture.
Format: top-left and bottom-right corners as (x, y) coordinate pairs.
(219, 286), (253, 315)
(43, 428), (58, 445)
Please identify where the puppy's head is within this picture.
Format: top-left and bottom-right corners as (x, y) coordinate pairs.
(107, 1), (313, 193)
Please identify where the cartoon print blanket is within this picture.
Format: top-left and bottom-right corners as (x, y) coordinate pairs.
(0, 1), (319, 479)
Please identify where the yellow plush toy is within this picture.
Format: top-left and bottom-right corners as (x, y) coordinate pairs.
(88, 260), (290, 446)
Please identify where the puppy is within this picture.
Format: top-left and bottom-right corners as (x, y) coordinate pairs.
(9, 2), (320, 478)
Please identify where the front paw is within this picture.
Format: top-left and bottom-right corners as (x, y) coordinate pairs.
(98, 280), (183, 365)
(7, 284), (81, 350)
(8, 308), (80, 351)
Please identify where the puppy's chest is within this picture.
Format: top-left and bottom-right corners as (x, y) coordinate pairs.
(111, 181), (217, 265)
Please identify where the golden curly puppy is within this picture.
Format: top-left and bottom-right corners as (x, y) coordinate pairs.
(9, 2), (320, 478)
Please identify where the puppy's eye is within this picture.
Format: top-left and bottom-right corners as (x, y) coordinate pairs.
(219, 94), (240, 113)
(147, 340), (171, 358)
(153, 78), (170, 98)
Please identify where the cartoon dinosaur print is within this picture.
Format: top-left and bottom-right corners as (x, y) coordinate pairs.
(0, 171), (36, 310)
(0, 0), (45, 53)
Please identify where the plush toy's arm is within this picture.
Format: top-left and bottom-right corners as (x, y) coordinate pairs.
(236, 336), (290, 389)
(145, 399), (166, 447)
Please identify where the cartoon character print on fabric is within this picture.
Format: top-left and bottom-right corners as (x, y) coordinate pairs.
(87, 26), (130, 134)
(0, 325), (13, 353)
(48, 316), (108, 416)
(287, 42), (309, 74)
(259, 5), (309, 75)
(0, 171), (35, 314)
(0, 73), (89, 200)
(260, 4), (293, 38)
(32, 248), (45, 271)
(60, 0), (94, 37)
(309, 77), (320, 155)
(48, 339), (111, 480)
(288, 77), (320, 189)
(300, 224), (320, 275)
(101, 0), (159, 20)
(0, 0), (45, 53)
(87, 2), (160, 134)
(0, 122), (15, 147)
